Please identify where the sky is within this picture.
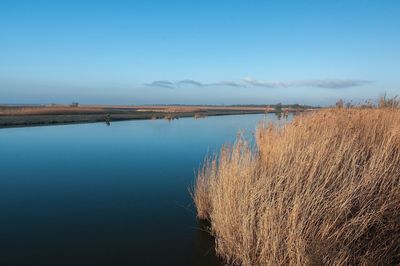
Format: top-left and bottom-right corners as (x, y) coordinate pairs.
(0, 0), (399, 105)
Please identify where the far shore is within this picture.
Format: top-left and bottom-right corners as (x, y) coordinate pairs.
(0, 104), (313, 128)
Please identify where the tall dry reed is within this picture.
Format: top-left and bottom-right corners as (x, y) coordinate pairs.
(194, 107), (400, 265)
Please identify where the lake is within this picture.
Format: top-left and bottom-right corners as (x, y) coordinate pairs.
(0, 114), (282, 265)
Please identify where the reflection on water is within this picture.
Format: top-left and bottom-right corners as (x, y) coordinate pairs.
(192, 219), (221, 266)
(0, 114), (284, 265)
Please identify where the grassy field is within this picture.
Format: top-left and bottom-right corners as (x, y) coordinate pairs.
(0, 104), (310, 128)
(193, 100), (400, 265)
(0, 104), (306, 116)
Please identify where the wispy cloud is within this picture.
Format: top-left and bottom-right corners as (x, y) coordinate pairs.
(212, 81), (245, 88)
(176, 79), (206, 87)
(146, 80), (176, 89)
(242, 77), (371, 89)
(146, 78), (371, 89)
(147, 79), (207, 89)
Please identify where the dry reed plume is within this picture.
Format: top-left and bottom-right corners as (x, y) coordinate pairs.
(194, 106), (400, 265)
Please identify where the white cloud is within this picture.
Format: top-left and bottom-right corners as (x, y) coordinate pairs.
(146, 80), (176, 89)
(243, 77), (371, 89)
(146, 78), (371, 89)
(176, 79), (205, 87)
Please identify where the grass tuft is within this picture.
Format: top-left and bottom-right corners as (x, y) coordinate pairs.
(194, 106), (400, 265)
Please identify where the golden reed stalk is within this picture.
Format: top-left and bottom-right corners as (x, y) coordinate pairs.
(194, 105), (400, 265)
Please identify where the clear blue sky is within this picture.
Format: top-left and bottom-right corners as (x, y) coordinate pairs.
(1, 0), (399, 105)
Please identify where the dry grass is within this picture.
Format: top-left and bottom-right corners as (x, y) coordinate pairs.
(193, 107), (400, 265)
(135, 105), (269, 111)
(0, 106), (105, 116)
(0, 105), (268, 116)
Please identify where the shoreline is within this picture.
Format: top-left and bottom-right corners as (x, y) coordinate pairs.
(0, 105), (313, 129)
(0, 109), (268, 129)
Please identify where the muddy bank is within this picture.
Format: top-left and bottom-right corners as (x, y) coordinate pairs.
(0, 109), (268, 128)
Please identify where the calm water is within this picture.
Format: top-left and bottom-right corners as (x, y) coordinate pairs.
(0, 114), (281, 266)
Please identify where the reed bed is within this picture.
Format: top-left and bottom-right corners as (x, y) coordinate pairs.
(0, 106), (105, 116)
(194, 106), (400, 265)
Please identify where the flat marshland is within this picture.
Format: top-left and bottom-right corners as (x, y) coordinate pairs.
(0, 104), (303, 128)
(194, 104), (400, 265)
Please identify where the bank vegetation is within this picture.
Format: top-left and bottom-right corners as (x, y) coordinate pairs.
(194, 98), (400, 265)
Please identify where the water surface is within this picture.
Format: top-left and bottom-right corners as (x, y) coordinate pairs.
(0, 114), (281, 265)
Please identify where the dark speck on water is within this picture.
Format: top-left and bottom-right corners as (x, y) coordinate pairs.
(0, 114), (283, 265)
